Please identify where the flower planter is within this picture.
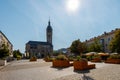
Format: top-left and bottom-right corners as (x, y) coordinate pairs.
(87, 64), (95, 69)
(73, 59), (95, 70)
(30, 57), (37, 61)
(44, 59), (52, 62)
(73, 60), (88, 70)
(44, 58), (51, 62)
(105, 59), (120, 64)
(44, 57), (54, 62)
(91, 58), (102, 62)
(0, 60), (7, 66)
(52, 60), (70, 67)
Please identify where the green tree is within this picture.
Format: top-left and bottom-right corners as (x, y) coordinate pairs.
(53, 50), (59, 56)
(78, 41), (87, 54)
(109, 29), (120, 53)
(13, 50), (22, 59)
(0, 44), (9, 59)
(88, 39), (102, 52)
(70, 39), (80, 55)
(70, 39), (86, 55)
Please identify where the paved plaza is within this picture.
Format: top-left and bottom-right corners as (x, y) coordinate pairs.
(0, 59), (76, 80)
(0, 59), (120, 80)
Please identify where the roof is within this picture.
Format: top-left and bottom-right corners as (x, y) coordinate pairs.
(0, 31), (13, 46)
(26, 41), (53, 47)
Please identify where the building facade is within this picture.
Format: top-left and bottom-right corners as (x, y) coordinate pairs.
(26, 20), (53, 58)
(84, 28), (119, 53)
(0, 31), (13, 57)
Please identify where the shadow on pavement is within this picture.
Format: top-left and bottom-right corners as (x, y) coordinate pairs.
(81, 74), (95, 80)
(74, 69), (90, 74)
(50, 66), (70, 71)
(74, 70), (95, 80)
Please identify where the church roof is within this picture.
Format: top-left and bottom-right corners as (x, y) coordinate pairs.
(27, 41), (53, 47)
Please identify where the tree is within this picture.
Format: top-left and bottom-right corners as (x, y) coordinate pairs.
(70, 39), (86, 55)
(109, 29), (120, 53)
(53, 50), (59, 56)
(88, 39), (102, 52)
(70, 39), (80, 55)
(78, 41), (87, 54)
(0, 44), (9, 59)
(13, 50), (22, 59)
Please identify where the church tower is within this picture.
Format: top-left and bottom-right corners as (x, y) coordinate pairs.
(46, 20), (52, 44)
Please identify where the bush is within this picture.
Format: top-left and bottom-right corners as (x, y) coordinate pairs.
(49, 57), (55, 61)
(17, 55), (21, 60)
(76, 56), (81, 61)
(44, 56), (50, 60)
(68, 56), (74, 61)
(92, 55), (101, 59)
(44, 56), (55, 62)
(13, 50), (22, 58)
(56, 54), (68, 60)
(74, 56), (87, 62)
(86, 56), (92, 61)
(108, 54), (120, 59)
(79, 58), (87, 61)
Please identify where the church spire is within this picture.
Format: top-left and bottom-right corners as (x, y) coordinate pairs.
(48, 19), (50, 26)
(46, 19), (52, 44)
(47, 19), (52, 31)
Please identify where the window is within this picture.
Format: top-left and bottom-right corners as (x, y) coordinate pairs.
(100, 39), (104, 44)
(108, 38), (110, 41)
(30, 44), (37, 49)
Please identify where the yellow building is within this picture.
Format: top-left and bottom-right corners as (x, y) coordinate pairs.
(84, 28), (119, 53)
(0, 31), (13, 57)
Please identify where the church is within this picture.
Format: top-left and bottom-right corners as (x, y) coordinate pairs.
(25, 20), (53, 58)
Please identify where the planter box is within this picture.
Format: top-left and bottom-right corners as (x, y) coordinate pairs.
(105, 59), (120, 64)
(87, 64), (95, 69)
(44, 58), (53, 62)
(91, 58), (102, 62)
(0, 60), (7, 66)
(45, 60), (52, 62)
(30, 57), (37, 61)
(52, 60), (70, 67)
(73, 60), (95, 70)
(73, 60), (88, 70)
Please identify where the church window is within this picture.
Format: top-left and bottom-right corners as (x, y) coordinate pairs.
(30, 44), (37, 49)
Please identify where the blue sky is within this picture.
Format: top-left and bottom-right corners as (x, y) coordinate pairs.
(0, 0), (120, 53)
